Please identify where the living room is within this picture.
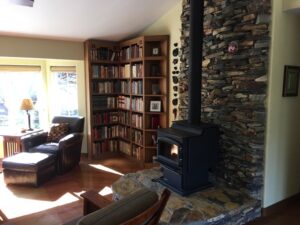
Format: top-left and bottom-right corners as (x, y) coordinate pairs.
(0, 0), (300, 225)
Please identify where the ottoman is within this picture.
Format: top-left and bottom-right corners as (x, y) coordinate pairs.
(2, 152), (56, 187)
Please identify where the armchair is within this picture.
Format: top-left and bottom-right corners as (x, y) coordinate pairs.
(22, 116), (85, 175)
(64, 188), (171, 225)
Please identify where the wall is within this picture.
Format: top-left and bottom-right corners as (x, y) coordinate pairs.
(141, 1), (182, 123)
(179, 0), (271, 199)
(264, 0), (300, 207)
(0, 36), (84, 60)
(283, 0), (300, 11)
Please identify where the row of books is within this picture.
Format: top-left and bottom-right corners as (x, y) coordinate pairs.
(132, 130), (143, 145)
(90, 47), (118, 62)
(92, 81), (121, 94)
(92, 64), (143, 79)
(93, 125), (131, 140)
(119, 111), (130, 125)
(92, 96), (117, 109)
(119, 64), (131, 78)
(93, 96), (144, 112)
(131, 81), (143, 95)
(119, 141), (131, 156)
(93, 112), (118, 126)
(132, 145), (143, 161)
(120, 45), (143, 61)
(92, 140), (119, 156)
(132, 113), (143, 129)
(132, 64), (143, 78)
(131, 97), (144, 112)
(92, 65), (119, 79)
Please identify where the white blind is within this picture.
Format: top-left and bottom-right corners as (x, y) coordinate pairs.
(50, 66), (76, 72)
(0, 65), (41, 72)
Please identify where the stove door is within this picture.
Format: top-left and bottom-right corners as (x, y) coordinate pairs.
(157, 137), (182, 169)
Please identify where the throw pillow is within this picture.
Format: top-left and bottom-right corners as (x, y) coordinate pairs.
(47, 123), (69, 142)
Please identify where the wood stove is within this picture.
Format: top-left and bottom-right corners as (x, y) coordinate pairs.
(156, 0), (220, 195)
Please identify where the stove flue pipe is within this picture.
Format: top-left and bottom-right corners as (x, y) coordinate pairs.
(188, 0), (204, 124)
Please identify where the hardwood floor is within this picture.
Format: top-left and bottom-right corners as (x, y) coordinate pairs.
(0, 156), (145, 225)
(246, 196), (300, 225)
(1, 156), (299, 225)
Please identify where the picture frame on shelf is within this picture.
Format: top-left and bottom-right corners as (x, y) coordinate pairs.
(282, 65), (300, 97)
(150, 100), (161, 112)
(151, 43), (160, 56)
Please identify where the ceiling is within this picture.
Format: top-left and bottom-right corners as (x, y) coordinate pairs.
(0, 0), (180, 42)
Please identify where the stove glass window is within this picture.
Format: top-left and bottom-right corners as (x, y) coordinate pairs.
(159, 141), (179, 162)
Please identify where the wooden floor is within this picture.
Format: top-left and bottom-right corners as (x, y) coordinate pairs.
(246, 197), (300, 225)
(1, 156), (300, 225)
(0, 156), (145, 225)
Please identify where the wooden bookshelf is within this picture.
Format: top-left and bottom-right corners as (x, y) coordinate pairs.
(84, 35), (169, 163)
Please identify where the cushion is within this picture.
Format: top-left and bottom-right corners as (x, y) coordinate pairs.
(47, 123), (69, 142)
(29, 143), (59, 155)
(77, 188), (158, 225)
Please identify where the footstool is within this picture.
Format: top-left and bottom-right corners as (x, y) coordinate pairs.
(2, 152), (56, 187)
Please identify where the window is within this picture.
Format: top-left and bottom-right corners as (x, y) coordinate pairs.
(50, 66), (78, 117)
(0, 66), (46, 129)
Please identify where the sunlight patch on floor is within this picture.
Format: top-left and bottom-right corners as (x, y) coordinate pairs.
(0, 190), (79, 219)
(99, 186), (113, 196)
(89, 164), (124, 176)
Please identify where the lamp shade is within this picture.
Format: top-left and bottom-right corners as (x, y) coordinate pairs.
(20, 98), (34, 110)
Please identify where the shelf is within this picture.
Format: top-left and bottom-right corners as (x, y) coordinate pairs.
(93, 123), (119, 127)
(144, 94), (165, 97)
(92, 93), (119, 96)
(91, 60), (119, 64)
(132, 126), (143, 131)
(144, 76), (165, 79)
(94, 137), (119, 142)
(144, 56), (167, 60)
(145, 129), (157, 132)
(132, 142), (144, 148)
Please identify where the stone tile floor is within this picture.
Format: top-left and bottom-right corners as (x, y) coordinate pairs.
(112, 167), (260, 225)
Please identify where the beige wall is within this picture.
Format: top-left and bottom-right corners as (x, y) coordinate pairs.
(141, 1), (182, 123)
(283, 0), (300, 11)
(0, 36), (84, 60)
(264, 0), (300, 207)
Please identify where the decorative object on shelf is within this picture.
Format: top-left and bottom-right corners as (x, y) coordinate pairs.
(282, 65), (300, 97)
(151, 83), (160, 94)
(20, 98), (34, 131)
(151, 134), (157, 145)
(151, 115), (160, 129)
(228, 41), (239, 54)
(151, 43), (160, 56)
(150, 100), (161, 112)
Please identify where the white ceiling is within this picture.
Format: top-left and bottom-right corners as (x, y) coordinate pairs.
(0, 0), (180, 42)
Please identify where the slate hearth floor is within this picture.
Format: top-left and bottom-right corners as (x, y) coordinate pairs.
(112, 167), (260, 225)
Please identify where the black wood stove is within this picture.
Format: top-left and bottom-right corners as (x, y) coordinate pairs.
(156, 0), (220, 196)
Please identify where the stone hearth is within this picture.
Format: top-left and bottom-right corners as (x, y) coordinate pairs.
(112, 168), (260, 225)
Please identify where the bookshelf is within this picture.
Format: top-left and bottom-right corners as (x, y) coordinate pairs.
(85, 35), (169, 163)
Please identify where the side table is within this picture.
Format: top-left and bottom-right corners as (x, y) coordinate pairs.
(0, 129), (43, 157)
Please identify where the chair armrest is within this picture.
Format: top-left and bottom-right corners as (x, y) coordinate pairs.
(21, 131), (48, 151)
(58, 133), (82, 149)
(81, 190), (112, 215)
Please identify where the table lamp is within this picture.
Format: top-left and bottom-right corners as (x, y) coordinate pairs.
(20, 98), (34, 131)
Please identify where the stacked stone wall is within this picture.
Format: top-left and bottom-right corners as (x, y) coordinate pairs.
(179, 0), (271, 198)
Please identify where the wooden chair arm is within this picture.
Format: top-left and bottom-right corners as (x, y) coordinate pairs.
(80, 190), (112, 215)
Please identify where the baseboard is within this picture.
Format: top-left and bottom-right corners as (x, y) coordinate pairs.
(262, 192), (300, 216)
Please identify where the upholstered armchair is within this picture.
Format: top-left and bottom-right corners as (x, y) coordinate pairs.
(63, 188), (171, 225)
(22, 116), (85, 175)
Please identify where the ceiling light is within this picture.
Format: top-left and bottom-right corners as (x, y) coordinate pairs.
(4, 0), (34, 7)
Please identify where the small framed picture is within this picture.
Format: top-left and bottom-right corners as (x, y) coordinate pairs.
(151, 43), (160, 56)
(283, 65), (300, 97)
(150, 100), (161, 112)
(151, 83), (160, 94)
